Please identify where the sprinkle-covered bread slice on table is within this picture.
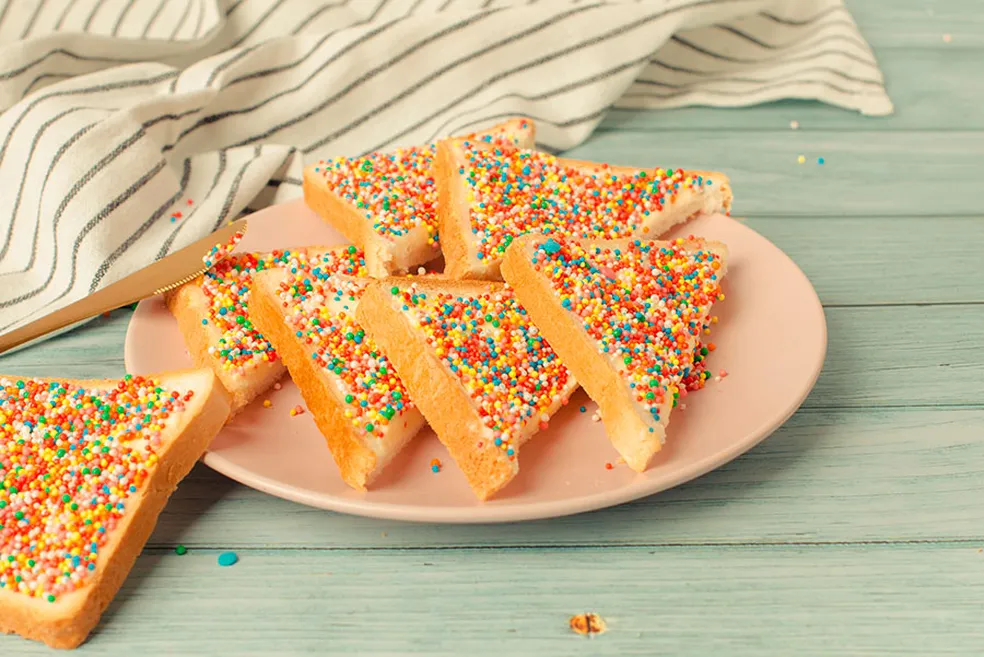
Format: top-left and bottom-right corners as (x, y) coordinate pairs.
(437, 139), (732, 280)
(501, 234), (728, 472)
(303, 118), (535, 277)
(166, 246), (333, 417)
(248, 247), (426, 491)
(0, 369), (230, 649)
(358, 278), (577, 500)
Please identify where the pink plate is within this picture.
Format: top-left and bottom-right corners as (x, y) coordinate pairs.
(125, 200), (826, 523)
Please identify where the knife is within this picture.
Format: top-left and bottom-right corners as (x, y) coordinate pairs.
(0, 218), (248, 356)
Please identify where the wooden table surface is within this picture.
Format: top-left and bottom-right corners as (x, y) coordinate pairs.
(3, 1), (984, 654)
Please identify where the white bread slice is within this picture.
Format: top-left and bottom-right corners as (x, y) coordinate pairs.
(501, 234), (728, 472)
(437, 139), (733, 280)
(165, 248), (331, 417)
(303, 118), (536, 277)
(247, 247), (426, 490)
(0, 369), (230, 649)
(357, 277), (577, 500)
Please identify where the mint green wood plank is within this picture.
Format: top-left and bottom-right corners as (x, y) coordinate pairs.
(748, 216), (984, 305)
(814, 305), (984, 408)
(146, 408), (984, 550)
(603, 49), (984, 131)
(848, 0), (984, 48)
(4, 545), (982, 655)
(561, 131), (984, 217)
(4, 304), (980, 407)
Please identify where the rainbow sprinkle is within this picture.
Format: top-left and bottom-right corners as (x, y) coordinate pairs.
(198, 251), (293, 376)
(527, 237), (725, 430)
(274, 248), (415, 440)
(310, 122), (532, 244)
(0, 375), (194, 602)
(391, 283), (573, 457)
(457, 144), (723, 263)
(201, 229), (245, 269)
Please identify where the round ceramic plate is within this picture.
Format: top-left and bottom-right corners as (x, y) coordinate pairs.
(125, 200), (826, 523)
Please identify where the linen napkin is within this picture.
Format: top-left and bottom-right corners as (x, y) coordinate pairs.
(0, 0), (891, 336)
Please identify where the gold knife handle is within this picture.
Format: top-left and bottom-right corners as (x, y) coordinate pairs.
(0, 284), (146, 355)
(0, 219), (247, 356)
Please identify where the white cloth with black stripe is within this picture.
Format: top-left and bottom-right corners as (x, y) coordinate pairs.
(0, 0), (891, 337)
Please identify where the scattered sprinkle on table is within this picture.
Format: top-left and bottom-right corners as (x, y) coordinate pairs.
(289, 405), (304, 417)
(797, 155), (806, 164)
(604, 462), (613, 470)
(580, 406), (586, 413)
(263, 400), (272, 408)
(273, 382), (282, 390)
(175, 545), (187, 556)
(217, 552), (238, 567)
(430, 458), (441, 473)
(789, 120), (799, 130)
(817, 157), (825, 165)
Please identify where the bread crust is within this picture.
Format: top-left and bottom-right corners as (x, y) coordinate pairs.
(247, 268), (426, 490)
(439, 141), (733, 281)
(501, 235), (727, 472)
(304, 118), (536, 277)
(0, 369), (230, 649)
(357, 277), (577, 500)
(165, 281), (285, 417)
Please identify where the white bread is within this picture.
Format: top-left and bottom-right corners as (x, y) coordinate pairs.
(247, 248), (426, 490)
(357, 277), (577, 500)
(0, 369), (230, 649)
(165, 248), (331, 417)
(501, 234), (728, 472)
(303, 118), (536, 277)
(437, 139), (733, 280)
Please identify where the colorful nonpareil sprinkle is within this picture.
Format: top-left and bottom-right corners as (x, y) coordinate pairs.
(274, 248), (415, 441)
(456, 144), (724, 262)
(289, 405), (304, 417)
(217, 552), (238, 567)
(0, 375), (194, 602)
(527, 237), (725, 431)
(430, 458), (441, 474)
(175, 545), (187, 556)
(198, 250), (291, 376)
(310, 123), (531, 243)
(201, 229), (245, 269)
(391, 283), (573, 459)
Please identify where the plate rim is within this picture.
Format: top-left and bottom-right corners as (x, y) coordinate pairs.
(124, 205), (827, 524)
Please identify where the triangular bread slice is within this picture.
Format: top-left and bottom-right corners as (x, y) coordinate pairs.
(437, 139), (732, 280)
(0, 369), (229, 649)
(303, 118), (535, 277)
(247, 246), (426, 490)
(501, 234), (728, 471)
(165, 247), (332, 416)
(357, 277), (577, 500)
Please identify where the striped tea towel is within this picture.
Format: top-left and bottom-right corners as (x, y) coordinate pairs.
(0, 0), (892, 337)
